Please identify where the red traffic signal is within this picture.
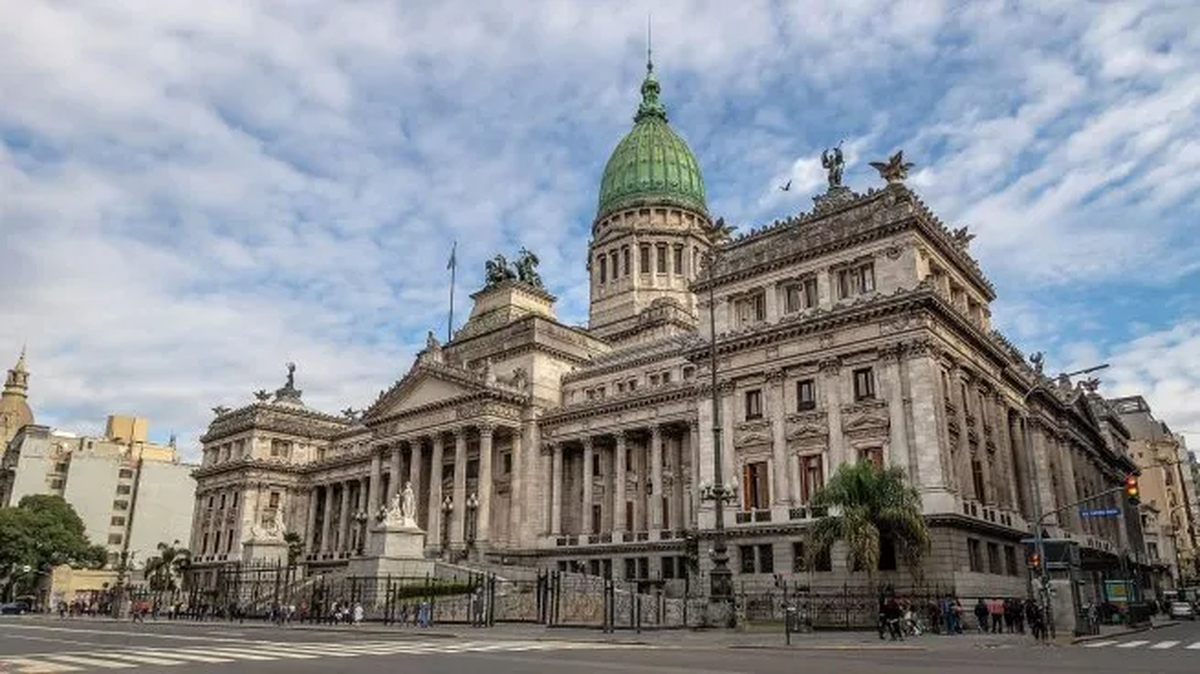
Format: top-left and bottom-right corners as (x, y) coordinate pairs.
(1125, 475), (1140, 505)
(1028, 553), (1041, 568)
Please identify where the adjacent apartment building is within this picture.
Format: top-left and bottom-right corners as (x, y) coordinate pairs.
(1111, 396), (1199, 585)
(0, 410), (198, 570)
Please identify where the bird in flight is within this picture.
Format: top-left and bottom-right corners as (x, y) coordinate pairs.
(779, 179), (792, 192)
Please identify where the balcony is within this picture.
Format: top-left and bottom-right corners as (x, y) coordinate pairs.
(735, 509), (772, 524)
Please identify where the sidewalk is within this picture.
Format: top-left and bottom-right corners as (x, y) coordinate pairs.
(47, 615), (1043, 651)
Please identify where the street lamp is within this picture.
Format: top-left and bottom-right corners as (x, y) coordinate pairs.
(441, 495), (454, 559)
(702, 249), (735, 625)
(1022, 361), (1109, 638)
(466, 493), (479, 551)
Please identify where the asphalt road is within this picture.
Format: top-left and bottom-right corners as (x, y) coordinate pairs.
(0, 616), (1196, 674)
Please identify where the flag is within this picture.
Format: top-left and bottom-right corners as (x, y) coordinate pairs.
(447, 241), (457, 271)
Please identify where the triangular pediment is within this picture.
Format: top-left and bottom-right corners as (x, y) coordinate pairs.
(844, 414), (889, 433)
(364, 364), (485, 422)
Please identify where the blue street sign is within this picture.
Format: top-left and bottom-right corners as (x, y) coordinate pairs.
(1080, 508), (1121, 517)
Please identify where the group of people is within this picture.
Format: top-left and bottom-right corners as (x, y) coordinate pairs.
(877, 595), (1050, 641)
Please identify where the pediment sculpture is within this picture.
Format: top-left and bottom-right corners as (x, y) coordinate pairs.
(484, 248), (544, 290)
(383, 482), (419, 529)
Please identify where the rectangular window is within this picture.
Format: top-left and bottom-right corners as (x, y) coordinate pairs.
(739, 545), (756, 574)
(622, 246), (631, 275)
(837, 261), (876, 298)
(987, 542), (1002, 575)
(503, 453), (512, 474)
(116, 484), (132, 495)
(108, 533), (123, 546)
(54, 462), (69, 473)
(592, 453), (601, 476)
(968, 538), (983, 573)
(878, 536), (897, 571)
(744, 389), (763, 420)
(1004, 545), (1019, 576)
(591, 504), (602, 533)
(742, 461), (770, 511)
(971, 458), (986, 503)
(673, 246), (683, 274)
(661, 371), (671, 384)
(757, 544), (774, 574)
(784, 277), (819, 313)
(656, 244), (668, 273)
(859, 447), (883, 468)
(796, 379), (816, 411)
(118, 468), (133, 479)
(800, 455), (823, 503)
(202, 532), (210, 555)
(610, 250), (619, 278)
(625, 558), (637, 579)
(853, 367), (876, 401)
(110, 516), (126, 527)
(813, 546), (832, 572)
(735, 292), (767, 326)
(219, 494), (226, 510)
(112, 500), (129, 511)
(792, 542), (808, 572)
(640, 245), (651, 273)
(598, 255), (607, 283)
(467, 459), (480, 479)
(49, 478), (65, 489)
(269, 491), (280, 508)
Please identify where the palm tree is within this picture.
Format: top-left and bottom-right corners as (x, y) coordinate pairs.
(807, 461), (930, 589)
(143, 541), (191, 592)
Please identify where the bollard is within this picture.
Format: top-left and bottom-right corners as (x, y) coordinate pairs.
(785, 605), (795, 645)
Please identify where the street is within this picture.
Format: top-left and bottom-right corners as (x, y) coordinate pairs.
(0, 616), (1198, 673)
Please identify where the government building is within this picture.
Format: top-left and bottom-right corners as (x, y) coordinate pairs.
(188, 58), (1145, 601)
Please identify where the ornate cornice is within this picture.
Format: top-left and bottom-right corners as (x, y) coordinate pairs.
(542, 382), (695, 426)
(200, 403), (349, 445)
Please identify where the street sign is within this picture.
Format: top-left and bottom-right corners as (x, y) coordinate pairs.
(1080, 508), (1121, 517)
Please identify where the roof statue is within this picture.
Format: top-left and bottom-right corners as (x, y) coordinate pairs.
(483, 248), (544, 290)
(273, 361), (304, 404)
(253, 389), (271, 401)
(869, 151), (915, 184)
(341, 407), (361, 421)
(1081, 377), (1101, 394)
(212, 406), (230, 416)
(950, 226), (976, 248)
(821, 142), (845, 189)
(1029, 351), (1045, 375)
(285, 362), (296, 389)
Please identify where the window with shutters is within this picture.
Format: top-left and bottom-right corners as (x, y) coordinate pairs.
(783, 276), (819, 313)
(744, 389), (763, 420)
(640, 245), (651, 273)
(837, 261), (876, 298)
(656, 244), (668, 273)
(796, 379), (816, 411)
(853, 367), (876, 401)
(734, 292), (766, 327)
(742, 461), (770, 511)
(800, 455), (823, 503)
(673, 246), (683, 274)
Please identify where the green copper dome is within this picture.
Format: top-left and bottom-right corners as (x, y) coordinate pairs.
(596, 62), (708, 221)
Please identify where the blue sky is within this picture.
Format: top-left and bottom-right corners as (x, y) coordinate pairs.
(2, 0), (1198, 459)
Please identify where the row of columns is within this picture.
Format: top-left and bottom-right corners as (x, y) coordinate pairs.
(302, 422), (513, 559)
(548, 422), (695, 539)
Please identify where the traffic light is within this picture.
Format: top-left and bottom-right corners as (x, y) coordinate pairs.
(1028, 552), (1041, 569)
(1125, 475), (1140, 505)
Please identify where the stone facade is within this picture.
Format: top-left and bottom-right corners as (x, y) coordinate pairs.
(187, 63), (1146, 599)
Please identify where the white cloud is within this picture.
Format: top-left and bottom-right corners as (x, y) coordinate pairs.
(0, 0), (1196, 457)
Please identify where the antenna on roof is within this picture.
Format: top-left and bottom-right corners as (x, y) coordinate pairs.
(646, 14), (653, 73)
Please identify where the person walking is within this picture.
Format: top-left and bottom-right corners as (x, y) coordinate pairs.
(974, 598), (989, 633)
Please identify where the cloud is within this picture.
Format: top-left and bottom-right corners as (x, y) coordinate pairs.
(1, 0), (1197, 457)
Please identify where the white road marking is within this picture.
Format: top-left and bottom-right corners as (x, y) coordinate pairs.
(1083, 640), (1116, 648)
(1150, 641), (1179, 649)
(1116, 640), (1149, 648)
(42, 655), (136, 669)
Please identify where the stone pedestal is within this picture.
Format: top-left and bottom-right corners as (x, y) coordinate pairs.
(243, 538), (288, 566)
(346, 522), (435, 577)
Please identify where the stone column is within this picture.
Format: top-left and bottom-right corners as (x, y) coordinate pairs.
(582, 437), (595, 534)
(650, 426), (663, 531)
(305, 487), (319, 554)
(550, 442), (563, 536)
(508, 428), (523, 545)
(820, 359), (845, 471)
(452, 429), (468, 546)
(673, 434), (686, 530)
(389, 442), (402, 501)
(768, 370), (789, 505)
(882, 348), (912, 475)
(428, 433), (445, 550)
(409, 439), (423, 527)
(368, 449), (383, 515)
(613, 431), (627, 536)
(338, 481), (351, 555)
(632, 437), (645, 531)
(320, 484), (334, 556)
(689, 420), (700, 528)
(477, 424), (495, 544)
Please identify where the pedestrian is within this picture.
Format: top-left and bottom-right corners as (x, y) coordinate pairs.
(989, 597), (1003, 633)
(974, 598), (989, 633)
(353, 603), (364, 626)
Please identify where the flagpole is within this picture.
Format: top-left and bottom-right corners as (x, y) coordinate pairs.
(447, 241), (457, 343)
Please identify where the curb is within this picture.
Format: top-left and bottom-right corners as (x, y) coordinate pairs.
(729, 643), (925, 652)
(1070, 621), (1179, 645)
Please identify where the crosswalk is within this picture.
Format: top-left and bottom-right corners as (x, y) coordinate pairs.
(0, 638), (651, 672)
(1083, 638), (1200, 651)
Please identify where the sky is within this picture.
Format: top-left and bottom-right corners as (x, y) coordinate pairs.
(1, 0), (1198, 462)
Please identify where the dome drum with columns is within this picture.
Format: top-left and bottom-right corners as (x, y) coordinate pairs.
(187, 54), (1145, 608)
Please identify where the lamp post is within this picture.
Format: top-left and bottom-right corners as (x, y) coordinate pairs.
(466, 493), (479, 554)
(701, 249), (734, 625)
(441, 495), (454, 559)
(1022, 361), (1109, 638)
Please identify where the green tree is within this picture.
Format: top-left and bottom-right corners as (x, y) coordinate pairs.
(0, 495), (107, 598)
(807, 461), (930, 589)
(283, 531), (304, 567)
(143, 541), (191, 592)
